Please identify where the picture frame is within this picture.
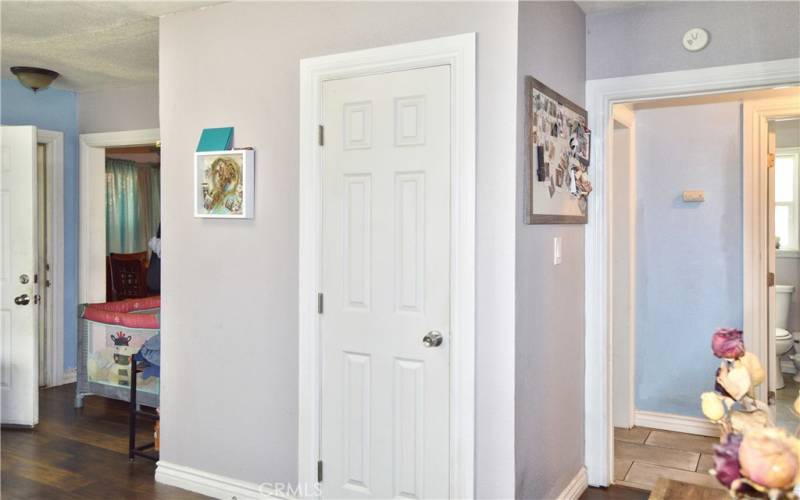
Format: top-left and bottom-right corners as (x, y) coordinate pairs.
(524, 76), (591, 225)
(194, 149), (255, 219)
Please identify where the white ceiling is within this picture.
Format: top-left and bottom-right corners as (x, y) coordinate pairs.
(1, 1), (219, 92)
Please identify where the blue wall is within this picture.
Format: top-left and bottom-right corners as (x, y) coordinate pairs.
(635, 101), (743, 417)
(1, 79), (78, 371)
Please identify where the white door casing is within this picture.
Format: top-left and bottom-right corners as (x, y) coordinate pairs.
(768, 127), (777, 396)
(79, 128), (160, 304)
(320, 65), (451, 499)
(1, 125), (40, 426)
(586, 58), (800, 486)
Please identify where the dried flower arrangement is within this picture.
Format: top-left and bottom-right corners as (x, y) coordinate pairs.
(701, 328), (800, 499)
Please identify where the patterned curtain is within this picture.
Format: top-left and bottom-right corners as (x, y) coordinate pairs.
(106, 159), (160, 254)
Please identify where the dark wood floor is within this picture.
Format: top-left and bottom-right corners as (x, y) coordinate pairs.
(581, 485), (650, 500)
(4, 384), (649, 500)
(1, 383), (207, 499)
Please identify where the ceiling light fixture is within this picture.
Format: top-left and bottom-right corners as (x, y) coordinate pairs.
(10, 66), (60, 92)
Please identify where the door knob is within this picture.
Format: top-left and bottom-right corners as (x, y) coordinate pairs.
(14, 294), (30, 306)
(422, 331), (443, 348)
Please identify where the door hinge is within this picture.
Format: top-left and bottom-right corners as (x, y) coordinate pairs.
(768, 152), (776, 169)
(317, 460), (323, 482)
(768, 272), (776, 287)
(318, 293), (324, 314)
(318, 125), (324, 146)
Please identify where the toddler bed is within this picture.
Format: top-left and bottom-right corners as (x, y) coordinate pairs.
(76, 296), (160, 408)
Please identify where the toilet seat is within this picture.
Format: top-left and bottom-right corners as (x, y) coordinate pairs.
(777, 328), (793, 340)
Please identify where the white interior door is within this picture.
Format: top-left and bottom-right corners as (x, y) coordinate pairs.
(1, 125), (39, 426)
(320, 65), (451, 499)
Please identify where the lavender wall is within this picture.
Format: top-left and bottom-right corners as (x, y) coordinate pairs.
(159, 2), (518, 494)
(586, 1), (800, 80)
(515, 2), (586, 499)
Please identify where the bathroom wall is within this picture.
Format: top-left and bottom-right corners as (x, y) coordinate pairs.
(515, 3), (586, 498)
(776, 119), (800, 332)
(1, 78), (79, 372)
(634, 100), (742, 418)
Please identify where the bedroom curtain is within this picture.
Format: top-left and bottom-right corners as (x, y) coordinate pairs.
(106, 159), (160, 254)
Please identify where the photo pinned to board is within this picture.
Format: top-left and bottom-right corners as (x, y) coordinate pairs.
(524, 76), (592, 224)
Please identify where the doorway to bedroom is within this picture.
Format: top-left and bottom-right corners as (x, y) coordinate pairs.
(103, 144), (161, 302)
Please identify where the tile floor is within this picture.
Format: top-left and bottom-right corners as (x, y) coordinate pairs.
(776, 373), (800, 431)
(613, 427), (724, 492)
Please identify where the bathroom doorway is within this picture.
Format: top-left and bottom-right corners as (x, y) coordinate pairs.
(605, 86), (800, 490)
(769, 116), (800, 429)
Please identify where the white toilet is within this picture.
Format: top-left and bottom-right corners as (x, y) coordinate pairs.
(775, 285), (795, 390)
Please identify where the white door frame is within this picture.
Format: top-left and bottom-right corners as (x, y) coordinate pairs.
(78, 128), (160, 304)
(298, 33), (476, 498)
(35, 129), (67, 387)
(585, 58), (800, 487)
(743, 97), (800, 397)
(609, 105), (636, 430)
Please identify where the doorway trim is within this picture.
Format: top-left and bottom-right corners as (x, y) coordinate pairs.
(585, 57), (800, 487)
(298, 33), (476, 498)
(743, 97), (800, 398)
(36, 129), (66, 387)
(78, 128), (160, 304)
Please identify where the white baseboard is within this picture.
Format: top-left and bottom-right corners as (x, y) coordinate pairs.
(781, 358), (797, 374)
(47, 367), (76, 388)
(634, 410), (719, 437)
(557, 466), (588, 500)
(61, 367), (77, 385)
(155, 461), (294, 500)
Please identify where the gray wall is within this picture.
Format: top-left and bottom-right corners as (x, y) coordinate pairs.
(515, 2), (586, 499)
(78, 83), (159, 133)
(159, 2), (518, 495)
(634, 101), (742, 417)
(586, 1), (800, 80)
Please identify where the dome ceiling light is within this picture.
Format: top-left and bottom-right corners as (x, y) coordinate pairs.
(10, 67), (60, 92)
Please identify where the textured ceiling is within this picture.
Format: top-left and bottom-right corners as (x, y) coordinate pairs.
(1, 1), (220, 92)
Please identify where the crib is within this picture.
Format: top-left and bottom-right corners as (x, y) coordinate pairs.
(76, 296), (160, 408)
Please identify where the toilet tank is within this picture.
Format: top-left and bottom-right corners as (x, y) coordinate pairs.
(776, 285), (795, 330)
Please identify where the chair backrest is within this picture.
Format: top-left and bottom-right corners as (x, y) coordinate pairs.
(109, 252), (148, 301)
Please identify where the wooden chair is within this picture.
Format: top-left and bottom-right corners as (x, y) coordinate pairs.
(109, 252), (148, 301)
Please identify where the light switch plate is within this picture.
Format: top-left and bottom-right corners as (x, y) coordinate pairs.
(554, 236), (562, 266)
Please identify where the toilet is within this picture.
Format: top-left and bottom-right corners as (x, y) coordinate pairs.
(776, 285), (795, 390)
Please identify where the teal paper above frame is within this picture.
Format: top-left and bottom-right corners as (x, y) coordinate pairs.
(197, 127), (233, 152)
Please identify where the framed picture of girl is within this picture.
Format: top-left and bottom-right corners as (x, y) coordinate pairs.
(194, 149), (255, 218)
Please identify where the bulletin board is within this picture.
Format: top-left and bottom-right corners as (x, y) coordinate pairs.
(523, 76), (592, 224)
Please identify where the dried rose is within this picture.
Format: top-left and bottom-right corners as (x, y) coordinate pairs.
(712, 328), (745, 359)
(701, 392), (725, 421)
(715, 367), (734, 399)
(794, 391), (800, 416)
(717, 363), (752, 401)
(739, 428), (800, 490)
(713, 433), (743, 488)
(736, 352), (765, 388)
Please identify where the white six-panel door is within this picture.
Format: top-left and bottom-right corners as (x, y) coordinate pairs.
(320, 65), (451, 499)
(1, 125), (39, 426)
